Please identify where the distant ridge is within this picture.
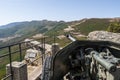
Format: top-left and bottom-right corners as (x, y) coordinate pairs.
(0, 18), (119, 46)
(0, 22), (23, 29)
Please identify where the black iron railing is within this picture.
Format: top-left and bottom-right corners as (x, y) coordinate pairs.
(0, 41), (28, 80)
(0, 38), (46, 80)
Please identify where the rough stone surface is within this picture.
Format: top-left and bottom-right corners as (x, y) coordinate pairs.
(88, 31), (120, 43)
(6, 61), (28, 80)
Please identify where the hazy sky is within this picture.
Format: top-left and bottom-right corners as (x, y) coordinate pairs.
(0, 0), (120, 25)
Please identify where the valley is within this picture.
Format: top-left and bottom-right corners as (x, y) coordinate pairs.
(0, 18), (120, 79)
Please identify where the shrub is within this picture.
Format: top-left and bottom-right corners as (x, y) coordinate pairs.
(107, 22), (120, 33)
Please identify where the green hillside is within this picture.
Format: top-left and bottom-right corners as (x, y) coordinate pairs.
(0, 18), (115, 47)
(0, 20), (67, 47)
(45, 21), (68, 36)
(0, 20), (60, 38)
(0, 18), (117, 79)
(73, 18), (110, 35)
(0, 18), (112, 39)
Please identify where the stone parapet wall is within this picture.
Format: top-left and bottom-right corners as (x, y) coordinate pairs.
(88, 31), (120, 43)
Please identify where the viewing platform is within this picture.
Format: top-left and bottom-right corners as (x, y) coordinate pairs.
(0, 36), (59, 80)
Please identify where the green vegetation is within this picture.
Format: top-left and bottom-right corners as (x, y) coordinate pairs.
(0, 18), (117, 79)
(0, 21), (67, 47)
(74, 18), (110, 35)
(45, 22), (68, 37)
(107, 22), (120, 33)
(0, 20), (65, 38)
(0, 18), (112, 46)
(0, 44), (26, 79)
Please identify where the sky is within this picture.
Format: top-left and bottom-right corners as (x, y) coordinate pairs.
(0, 0), (120, 25)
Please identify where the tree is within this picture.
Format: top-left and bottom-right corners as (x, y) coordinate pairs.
(107, 22), (120, 33)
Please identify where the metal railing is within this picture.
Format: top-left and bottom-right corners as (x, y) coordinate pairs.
(0, 38), (46, 80)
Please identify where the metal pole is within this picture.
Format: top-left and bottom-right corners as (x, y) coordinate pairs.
(66, 34), (76, 42)
(53, 35), (56, 56)
(41, 38), (43, 65)
(43, 37), (45, 59)
(19, 43), (22, 61)
(8, 46), (13, 80)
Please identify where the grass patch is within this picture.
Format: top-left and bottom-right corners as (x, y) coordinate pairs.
(74, 18), (110, 35)
(0, 43), (26, 79)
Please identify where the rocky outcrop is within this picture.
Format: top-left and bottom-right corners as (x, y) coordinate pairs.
(88, 31), (120, 43)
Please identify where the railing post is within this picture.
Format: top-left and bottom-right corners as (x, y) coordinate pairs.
(43, 37), (45, 59)
(8, 46), (13, 80)
(19, 43), (22, 61)
(41, 38), (43, 65)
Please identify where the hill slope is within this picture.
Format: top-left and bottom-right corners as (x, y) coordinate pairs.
(0, 20), (67, 46)
(0, 20), (67, 38)
(0, 18), (117, 46)
(70, 18), (110, 35)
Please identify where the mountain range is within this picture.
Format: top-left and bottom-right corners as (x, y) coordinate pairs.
(0, 18), (119, 46)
